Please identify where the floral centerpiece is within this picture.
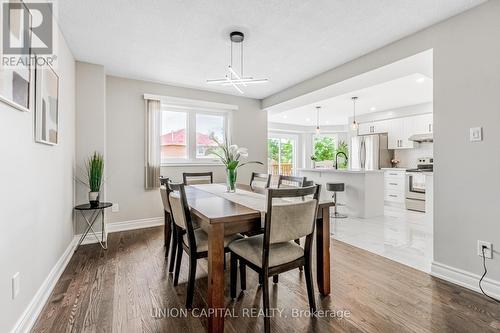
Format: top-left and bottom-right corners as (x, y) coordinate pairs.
(206, 133), (263, 192)
(391, 158), (400, 168)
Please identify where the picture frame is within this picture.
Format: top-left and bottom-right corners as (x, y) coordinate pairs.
(0, 0), (33, 112)
(34, 58), (59, 145)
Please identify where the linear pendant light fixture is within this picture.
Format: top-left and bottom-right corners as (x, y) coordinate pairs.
(315, 106), (321, 135)
(207, 31), (268, 94)
(351, 96), (359, 131)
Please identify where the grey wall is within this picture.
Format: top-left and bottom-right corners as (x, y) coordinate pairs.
(263, 1), (500, 281)
(105, 76), (266, 224)
(0, 26), (76, 332)
(75, 62), (106, 233)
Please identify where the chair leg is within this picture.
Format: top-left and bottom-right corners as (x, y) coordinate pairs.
(174, 238), (183, 286)
(186, 256), (197, 309)
(294, 239), (303, 272)
(230, 254), (237, 299)
(239, 262), (246, 291)
(262, 271), (271, 333)
(272, 275), (279, 284)
(169, 226), (177, 273)
(259, 273), (263, 286)
(304, 256), (316, 312)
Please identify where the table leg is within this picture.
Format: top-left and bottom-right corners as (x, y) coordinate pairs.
(316, 206), (331, 295)
(101, 209), (108, 249)
(207, 223), (225, 333)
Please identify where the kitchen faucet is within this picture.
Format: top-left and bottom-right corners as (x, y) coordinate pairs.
(335, 151), (348, 170)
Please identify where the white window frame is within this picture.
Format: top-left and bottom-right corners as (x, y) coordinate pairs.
(267, 132), (299, 176)
(312, 132), (338, 160)
(146, 94), (236, 166)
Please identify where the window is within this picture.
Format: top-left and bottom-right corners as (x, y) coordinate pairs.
(268, 134), (297, 176)
(161, 111), (188, 161)
(312, 135), (336, 161)
(196, 113), (225, 158)
(160, 108), (228, 164)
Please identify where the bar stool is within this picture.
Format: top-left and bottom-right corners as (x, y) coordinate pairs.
(327, 182), (347, 218)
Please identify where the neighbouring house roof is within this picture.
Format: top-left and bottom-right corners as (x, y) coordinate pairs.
(161, 129), (212, 146)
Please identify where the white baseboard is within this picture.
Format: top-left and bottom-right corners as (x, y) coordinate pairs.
(107, 216), (163, 233)
(431, 261), (500, 299)
(75, 216), (164, 245)
(11, 237), (77, 333)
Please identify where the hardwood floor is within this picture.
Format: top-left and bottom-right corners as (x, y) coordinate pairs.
(32, 226), (500, 333)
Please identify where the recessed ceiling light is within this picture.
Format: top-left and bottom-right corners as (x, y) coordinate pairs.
(370, 107), (376, 111)
(306, 118), (311, 122)
(325, 120), (330, 124)
(282, 115), (288, 119)
(416, 77), (425, 83)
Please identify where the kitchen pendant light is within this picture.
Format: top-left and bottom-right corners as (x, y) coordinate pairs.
(315, 106), (321, 135)
(207, 31), (268, 94)
(351, 96), (359, 130)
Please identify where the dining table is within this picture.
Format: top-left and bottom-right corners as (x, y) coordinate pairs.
(178, 183), (333, 333)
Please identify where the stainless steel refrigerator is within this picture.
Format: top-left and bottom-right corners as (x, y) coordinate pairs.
(350, 133), (393, 170)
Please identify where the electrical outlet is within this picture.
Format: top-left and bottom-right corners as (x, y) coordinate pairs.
(12, 272), (20, 299)
(112, 203), (119, 213)
(477, 241), (493, 259)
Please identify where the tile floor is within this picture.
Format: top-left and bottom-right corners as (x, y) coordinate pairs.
(331, 205), (433, 272)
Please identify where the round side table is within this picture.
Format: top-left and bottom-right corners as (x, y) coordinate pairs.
(74, 202), (112, 252)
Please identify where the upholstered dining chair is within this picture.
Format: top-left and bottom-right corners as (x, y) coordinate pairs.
(277, 175), (305, 188)
(159, 177), (177, 269)
(182, 172), (213, 185)
(167, 181), (243, 309)
(229, 185), (320, 332)
(250, 172), (271, 193)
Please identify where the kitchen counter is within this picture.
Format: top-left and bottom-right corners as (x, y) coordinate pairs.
(381, 167), (408, 171)
(298, 168), (384, 174)
(299, 168), (384, 218)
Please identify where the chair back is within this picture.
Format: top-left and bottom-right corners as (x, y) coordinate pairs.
(183, 172), (213, 185)
(167, 182), (198, 251)
(159, 178), (172, 213)
(250, 172), (271, 191)
(264, 185), (319, 245)
(277, 175), (306, 188)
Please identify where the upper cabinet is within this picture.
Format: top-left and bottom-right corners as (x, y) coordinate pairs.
(412, 113), (433, 134)
(357, 120), (389, 135)
(358, 113), (433, 149)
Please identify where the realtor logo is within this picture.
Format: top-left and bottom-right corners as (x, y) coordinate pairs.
(2, 1), (53, 55)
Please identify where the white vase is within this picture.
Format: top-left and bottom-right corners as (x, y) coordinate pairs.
(89, 191), (100, 207)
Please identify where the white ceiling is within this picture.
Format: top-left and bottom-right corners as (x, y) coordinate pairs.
(55, 0), (485, 99)
(268, 73), (433, 126)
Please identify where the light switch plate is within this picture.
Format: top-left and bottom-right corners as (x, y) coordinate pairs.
(112, 203), (119, 213)
(470, 127), (483, 142)
(12, 272), (20, 299)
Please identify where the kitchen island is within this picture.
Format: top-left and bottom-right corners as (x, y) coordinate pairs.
(298, 168), (384, 218)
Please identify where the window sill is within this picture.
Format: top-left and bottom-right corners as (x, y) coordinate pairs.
(161, 162), (225, 167)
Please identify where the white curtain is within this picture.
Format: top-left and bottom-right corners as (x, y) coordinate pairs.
(144, 99), (161, 189)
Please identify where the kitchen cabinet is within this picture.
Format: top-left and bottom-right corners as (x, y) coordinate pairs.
(387, 118), (416, 149)
(358, 113), (432, 149)
(383, 169), (406, 204)
(413, 113), (433, 134)
(357, 120), (388, 135)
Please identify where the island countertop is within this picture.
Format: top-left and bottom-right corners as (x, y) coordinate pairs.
(298, 168), (384, 174)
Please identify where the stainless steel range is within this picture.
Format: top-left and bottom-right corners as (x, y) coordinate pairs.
(405, 157), (433, 212)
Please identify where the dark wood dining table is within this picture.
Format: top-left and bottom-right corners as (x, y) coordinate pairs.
(180, 183), (333, 333)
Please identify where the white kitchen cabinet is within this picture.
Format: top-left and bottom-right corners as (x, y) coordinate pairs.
(413, 113), (433, 134)
(387, 118), (416, 149)
(358, 120), (389, 135)
(383, 169), (406, 204)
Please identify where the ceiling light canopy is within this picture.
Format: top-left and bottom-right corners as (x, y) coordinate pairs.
(351, 96), (359, 131)
(207, 31), (269, 94)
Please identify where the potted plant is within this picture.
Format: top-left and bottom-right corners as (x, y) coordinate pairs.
(86, 152), (104, 207)
(206, 133), (262, 192)
(310, 155), (317, 168)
